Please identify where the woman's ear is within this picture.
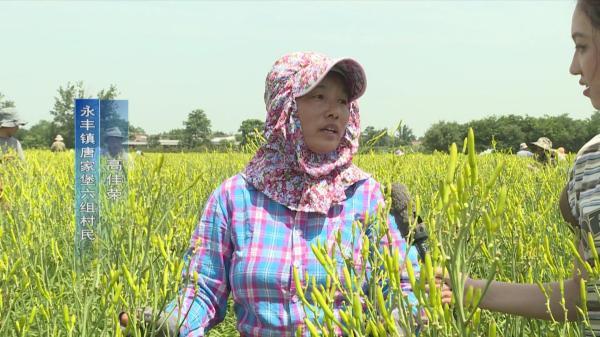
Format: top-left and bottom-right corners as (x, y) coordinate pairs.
(560, 184), (579, 230)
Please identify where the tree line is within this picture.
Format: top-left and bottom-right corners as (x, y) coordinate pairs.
(422, 114), (600, 153)
(2, 84), (599, 153)
(1, 83), (266, 151)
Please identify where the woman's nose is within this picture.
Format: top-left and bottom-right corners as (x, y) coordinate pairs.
(569, 52), (580, 76)
(326, 100), (341, 119)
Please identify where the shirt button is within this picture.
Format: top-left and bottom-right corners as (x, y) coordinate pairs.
(292, 295), (299, 303)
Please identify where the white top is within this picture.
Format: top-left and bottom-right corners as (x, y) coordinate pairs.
(0, 136), (24, 161)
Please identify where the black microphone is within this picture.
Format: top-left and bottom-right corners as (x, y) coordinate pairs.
(390, 183), (429, 261)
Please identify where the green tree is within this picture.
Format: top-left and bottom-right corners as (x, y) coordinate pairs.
(161, 128), (186, 140)
(50, 81), (119, 148)
(466, 116), (530, 152)
(360, 126), (379, 146)
(211, 131), (229, 138)
(588, 111), (600, 138)
(359, 126), (394, 151)
(422, 121), (466, 152)
(0, 92), (16, 110)
(392, 123), (416, 146)
(19, 120), (57, 149)
(422, 114), (590, 154)
(182, 109), (212, 148)
(360, 126), (375, 143)
(147, 134), (160, 148)
(128, 125), (146, 139)
(532, 114), (588, 152)
(238, 119), (264, 146)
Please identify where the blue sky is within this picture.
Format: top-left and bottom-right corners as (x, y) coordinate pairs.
(0, 1), (592, 137)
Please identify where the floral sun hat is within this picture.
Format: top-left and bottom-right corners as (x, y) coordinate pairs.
(243, 51), (370, 214)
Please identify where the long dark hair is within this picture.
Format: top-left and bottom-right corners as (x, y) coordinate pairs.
(577, 0), (600, 79)
(578, 0), (600, 29)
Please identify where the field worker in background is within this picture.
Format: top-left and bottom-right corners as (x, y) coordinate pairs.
(557, 146), (567, 161)
(444, 2), (600, 335)
(50, 134), (66, 152)
(101, 126), (135, 178)
(0, 107), (26, 162)
(479, 148), (494, 155)
(102, 127), (129, 162)
(516, 142), (533, 157)
(0, 107), (25, 210)
(120, 51), (451, 336)
(529, 137), (556, 165)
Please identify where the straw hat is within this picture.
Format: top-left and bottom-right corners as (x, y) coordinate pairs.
(0, 107), (26, 128)
(530, 137), (553, 151)
(105, 127), (124, 138)
(54, 134), (63, 141)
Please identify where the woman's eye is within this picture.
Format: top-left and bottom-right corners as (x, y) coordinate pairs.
(576, 44), (587, 52)
(338, 99), (348, 105)
(313, 94), (324, 100)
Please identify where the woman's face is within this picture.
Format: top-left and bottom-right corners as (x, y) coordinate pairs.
(570, 6), (600, 109)
(0, 126), (18, 137)
(296, 72), (350, 154)
(106, 136), (123, 155)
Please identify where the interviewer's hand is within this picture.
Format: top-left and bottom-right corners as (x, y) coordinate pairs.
(425, 268), (453, 305)
(119, 307), (179, 337)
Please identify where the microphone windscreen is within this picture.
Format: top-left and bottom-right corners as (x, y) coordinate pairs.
(390, 183), (412, 237)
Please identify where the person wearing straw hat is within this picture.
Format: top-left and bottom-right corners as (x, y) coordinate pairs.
(516, 142), (533, 157)
(0, 107), (26, 162)
(0, 107), (25, 210)
(102, 127), (129, 161)
(529, 136), (556, 165)
(50, 134), (66, 152)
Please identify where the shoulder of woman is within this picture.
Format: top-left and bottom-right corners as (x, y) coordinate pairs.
(576, 134), (600, 158)
(347, 177), (388, 209)
(210, 173), (263, 208)
(211, 174), (249, 199)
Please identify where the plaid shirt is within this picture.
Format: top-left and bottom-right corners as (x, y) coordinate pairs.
(166, 174), (420, 337)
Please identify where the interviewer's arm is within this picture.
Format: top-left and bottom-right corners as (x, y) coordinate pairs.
(464, 277), (581, 322)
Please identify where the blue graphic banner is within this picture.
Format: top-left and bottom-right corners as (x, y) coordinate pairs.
(74, 99), (129, 269)
(74, 99), (101, 263)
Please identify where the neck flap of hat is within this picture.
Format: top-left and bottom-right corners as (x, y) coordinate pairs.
(243, 52), (369, 214)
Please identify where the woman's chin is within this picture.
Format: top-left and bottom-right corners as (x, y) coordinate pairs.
(308, 146), (339, 155)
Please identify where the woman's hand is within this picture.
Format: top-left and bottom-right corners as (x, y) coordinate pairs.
(119, 307), (180, 337)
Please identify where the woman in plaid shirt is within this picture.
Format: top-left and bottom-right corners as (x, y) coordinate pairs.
(122, 51), (437, 336)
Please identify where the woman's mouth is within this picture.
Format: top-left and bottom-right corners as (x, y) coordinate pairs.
(320, 124), (339, 135)
(584, 86), (590, 97)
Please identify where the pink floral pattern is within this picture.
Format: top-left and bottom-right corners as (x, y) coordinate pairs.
(243, 51), (369, 214)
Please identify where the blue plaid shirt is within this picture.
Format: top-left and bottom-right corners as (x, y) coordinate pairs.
(166, 174), (420, 336)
